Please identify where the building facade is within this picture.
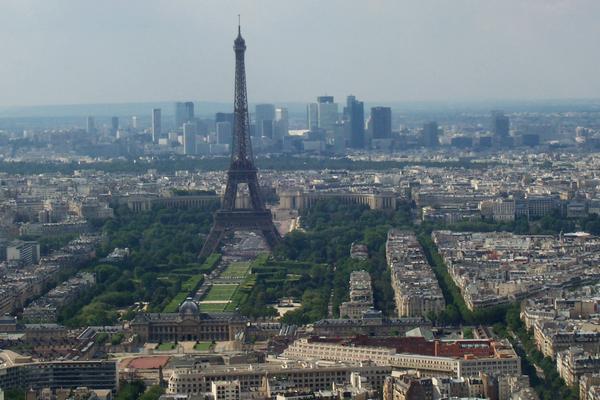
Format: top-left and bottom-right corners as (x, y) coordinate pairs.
(131, 299), (247, 343)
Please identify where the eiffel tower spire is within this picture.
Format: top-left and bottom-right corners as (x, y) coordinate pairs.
(199, 24), (281, 259)
(232, 20), (253, 167)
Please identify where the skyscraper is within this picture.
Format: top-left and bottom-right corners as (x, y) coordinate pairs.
(151, 108), (162, 143)
(370, 107), (392, 139)
(317, 96), (334, 103)
(422, 121), (440, 148)
(261, 120), (274, 139)
(183, 122), (197, 155)
(111, 117), (119, 135)
(255, 104), (275, 137)
(307, 103), (318, 130)
(274, 107), (289, 141)
(215, 112), (234, 125)
(86, 116), (95, 134)
(492, 111), (511, 147)
(175, 102), (195, 129)
(185, 102), (194, 122)
(131, 116), (138, 129)
(216, 121), (232, 145)
(316, 96), (338, 132)
(346, 95), (365, 149)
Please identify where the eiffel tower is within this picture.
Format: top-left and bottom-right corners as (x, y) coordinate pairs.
(199, 23), (281, 259)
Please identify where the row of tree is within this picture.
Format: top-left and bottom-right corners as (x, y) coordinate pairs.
(0, 155), (493, 176)
(491, 306), (579, 400)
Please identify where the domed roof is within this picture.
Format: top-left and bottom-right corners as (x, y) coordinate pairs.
(179, 297), (199, 316)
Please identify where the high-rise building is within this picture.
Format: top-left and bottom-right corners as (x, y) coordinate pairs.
(274, 107), (289, 141)
(261, 120), (274, 139)
(131, 116), (138, 129)
(175, 102), (195, 128)
(346, 95), (365, 149)
(492, 111), (509, 137)
(255, 104), (275, 137)
(492, 111), (511, 147)
(370, 107), (392, 139)
(307, 103), (318, 130)
(86, 116), (95, 134)
(183, 122), (197, 155)
(317, 96), (334, 104)
(151, 108), (162, 143)
(316, 96), (338, 132)
(110, 117), (119, 135)
(216, 112), (235, 125)
(216, 121), (232, 145)
(422, 121), (440, 148)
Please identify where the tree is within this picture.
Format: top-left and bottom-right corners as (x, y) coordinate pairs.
(139, 385), (165, 400)
(4, 389), (26, 400)
(115, 381), (145, 400)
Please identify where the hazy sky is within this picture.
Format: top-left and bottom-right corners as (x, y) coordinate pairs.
(1, 0), (600, 107)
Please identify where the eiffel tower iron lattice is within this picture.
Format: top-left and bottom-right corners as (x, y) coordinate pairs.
(199, 24), (281, 259)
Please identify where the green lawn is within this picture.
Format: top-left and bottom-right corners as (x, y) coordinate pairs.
(220, 262), (251, 278)
(199, 302), (227, 312)
(157, 343), (176, 350)
(161, 254), (222, 313)
(203, 284), (238, 301)
(194, 342), (213, 351)
(163, 292), (189, 313)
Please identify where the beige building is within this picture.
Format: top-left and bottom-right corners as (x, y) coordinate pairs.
(167, 362), (391, 396)
(557, 347), (600, 387)
(386, 230), (445, 318)
(211, 380), (241, 400)
(533, 320), (600, 359)
(339, 270), (374, 319)
(580, 373), (600, 400)
(131, 298), (247, 343)
(279, 190), (397, 211)
(282, 337), (521, 379)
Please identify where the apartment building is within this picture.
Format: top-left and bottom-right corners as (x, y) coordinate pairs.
(558, 347), (600, 387)
(0, 350), (117, 392)
(167, 362), (391, 395)
(211, 380), (241, 400)
(282, 336), (521, 379)
(339, 270), (374, 319)
(6, 240), (40, 266)
(386, 230), (444, 318)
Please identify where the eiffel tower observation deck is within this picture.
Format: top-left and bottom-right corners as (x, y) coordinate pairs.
(199, 24), (281, 259)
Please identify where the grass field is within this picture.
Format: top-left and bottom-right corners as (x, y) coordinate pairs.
(221, 262), (251, 278)
(157, 343), (176, 350)
(163, 292), (190, 313)
(161, 254), (222, 313)
(203, 284), (238, 301)
(198, 302), (227, 312)
(194, 342), (213, 351)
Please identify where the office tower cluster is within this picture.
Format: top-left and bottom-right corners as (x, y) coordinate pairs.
(302, 95), (392, 152)
(79, 99), (531, 157)
(252, 104), (290, 150)
(93, 99), (292, 156)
